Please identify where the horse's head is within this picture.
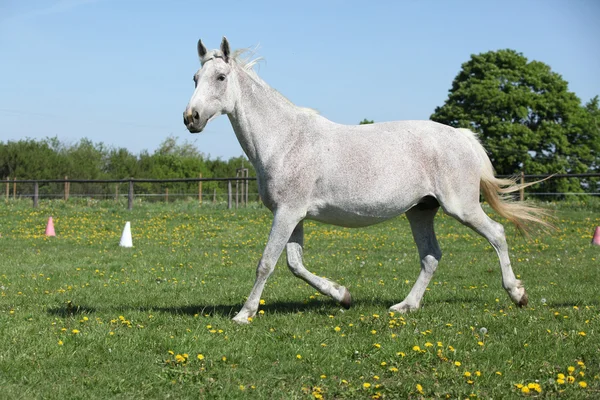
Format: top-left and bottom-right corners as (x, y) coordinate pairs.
(184, 37), (237, 133)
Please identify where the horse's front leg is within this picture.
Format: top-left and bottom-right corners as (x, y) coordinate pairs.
(286, 221), (352, 308)
(232, 209), (303, 324)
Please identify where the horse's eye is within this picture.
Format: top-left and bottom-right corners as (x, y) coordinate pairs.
(217, 74), (226, 82)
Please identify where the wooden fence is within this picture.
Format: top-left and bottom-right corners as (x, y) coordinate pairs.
(1, 177), (255, 210)
(2, 173), (599, 209)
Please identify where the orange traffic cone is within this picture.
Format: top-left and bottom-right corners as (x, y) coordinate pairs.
(592, 226), (600, 246)
(45, 217), (56, 237)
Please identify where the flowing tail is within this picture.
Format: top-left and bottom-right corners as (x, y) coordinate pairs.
(457, 129), (554, 234)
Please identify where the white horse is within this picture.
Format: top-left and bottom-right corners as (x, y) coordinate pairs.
(183, 37), (550, 324)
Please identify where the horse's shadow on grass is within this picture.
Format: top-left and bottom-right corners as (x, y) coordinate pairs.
(47, 297), (595, 319)
(46, 298), (396, 319)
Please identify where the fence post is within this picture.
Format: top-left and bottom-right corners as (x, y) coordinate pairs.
(64, 176), (68, 201)
(165, 188), (169, 203)
(115, 184), (119, 202)
(128, 179), (134, 210)
(198, 173), (203, 205)
(228, 180), (232, 209)
(5, 177), (8, 202)
(213, 188), (216, 203)
(235, 179), (239, 208)
(33, 181), (39, 208)
(13, 177), (16, 200)
(520, 171), (525, 201)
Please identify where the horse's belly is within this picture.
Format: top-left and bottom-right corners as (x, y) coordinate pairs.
(306, 201), (412, 228)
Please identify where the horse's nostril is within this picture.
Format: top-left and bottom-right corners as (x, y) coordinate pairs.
(193, 111), (200, 121)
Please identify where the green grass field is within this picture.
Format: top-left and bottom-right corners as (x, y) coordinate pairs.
(0, 199), (599, 399)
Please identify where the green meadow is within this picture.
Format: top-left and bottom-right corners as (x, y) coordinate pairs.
(0, 199), (598, 399)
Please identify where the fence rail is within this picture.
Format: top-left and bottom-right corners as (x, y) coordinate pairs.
(2, 177), (258, 210)
(2, 173), (600, 209)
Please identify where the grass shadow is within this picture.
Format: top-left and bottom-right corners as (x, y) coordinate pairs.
(47, 301), (97, 317)
(45, 297), (399, 319)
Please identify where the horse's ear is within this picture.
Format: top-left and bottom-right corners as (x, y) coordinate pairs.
(197, 39), (207, 59)
(220, 36), (230, 62)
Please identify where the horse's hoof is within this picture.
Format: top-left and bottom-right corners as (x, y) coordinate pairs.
(232, 312), (252, 324)
(340, 287), (352, 309)
(517, 290), (529, 307)
(508, 280), (528, 307)
(389, 302), (419, 314)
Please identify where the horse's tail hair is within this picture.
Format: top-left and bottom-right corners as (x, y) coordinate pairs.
(456, 128), (554, 235)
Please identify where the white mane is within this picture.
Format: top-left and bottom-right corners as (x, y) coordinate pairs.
(232, 48), (319, 115)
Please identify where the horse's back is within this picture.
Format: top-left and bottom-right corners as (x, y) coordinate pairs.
(305, 119), (482, 226)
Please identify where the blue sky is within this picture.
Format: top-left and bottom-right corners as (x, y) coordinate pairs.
(1, 0), (599, 160)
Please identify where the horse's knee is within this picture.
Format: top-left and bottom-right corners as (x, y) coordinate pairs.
(422, 254), (439, 274)
(256, 259), (275, 278)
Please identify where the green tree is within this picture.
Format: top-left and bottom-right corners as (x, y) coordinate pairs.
(359, 119), (374, 125)
(430, 49), (597, 193)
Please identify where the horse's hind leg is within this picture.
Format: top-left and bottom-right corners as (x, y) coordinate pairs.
(390, 206), (442, 313)
(286, 221), (352, 308)
(445, 202), (528, 307)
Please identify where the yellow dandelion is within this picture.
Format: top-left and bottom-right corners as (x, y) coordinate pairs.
(579, 381), (587, 388)
(334, 326), (341, 332)
(416, 383), (424, 394)
(521, 387), (530, 394)
(363, 382), (371, 389)
(464, 371), (471, 377)
(296, 354), (302, 360)
(259, 299), (265, 305)
(424, 342), (433, 347)
(197, 354), (204, 360)
(454, 361), (461, 367)
(71, 329), (80, 334)
(567, 366), (575, 373)
(57, 340), (63, 346)
(374, 343), (381, 348)
(412, 345), (421, 352)
(567, 376), (575, 384)
(557, 379), (565, 385)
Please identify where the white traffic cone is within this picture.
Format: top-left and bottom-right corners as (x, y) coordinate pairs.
(119, 221), (133, 248)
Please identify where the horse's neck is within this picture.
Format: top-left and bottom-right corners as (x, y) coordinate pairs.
(227, 70), (301, 171)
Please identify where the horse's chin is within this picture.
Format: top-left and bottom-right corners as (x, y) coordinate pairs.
(188, 126), (203, 134)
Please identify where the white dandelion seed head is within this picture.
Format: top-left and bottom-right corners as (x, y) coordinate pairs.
(479, 327), (488, 335)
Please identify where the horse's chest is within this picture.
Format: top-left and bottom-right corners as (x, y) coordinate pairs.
(257, 172), (310, 211)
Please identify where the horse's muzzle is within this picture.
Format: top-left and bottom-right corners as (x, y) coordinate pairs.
(183, 109), (204, 133)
